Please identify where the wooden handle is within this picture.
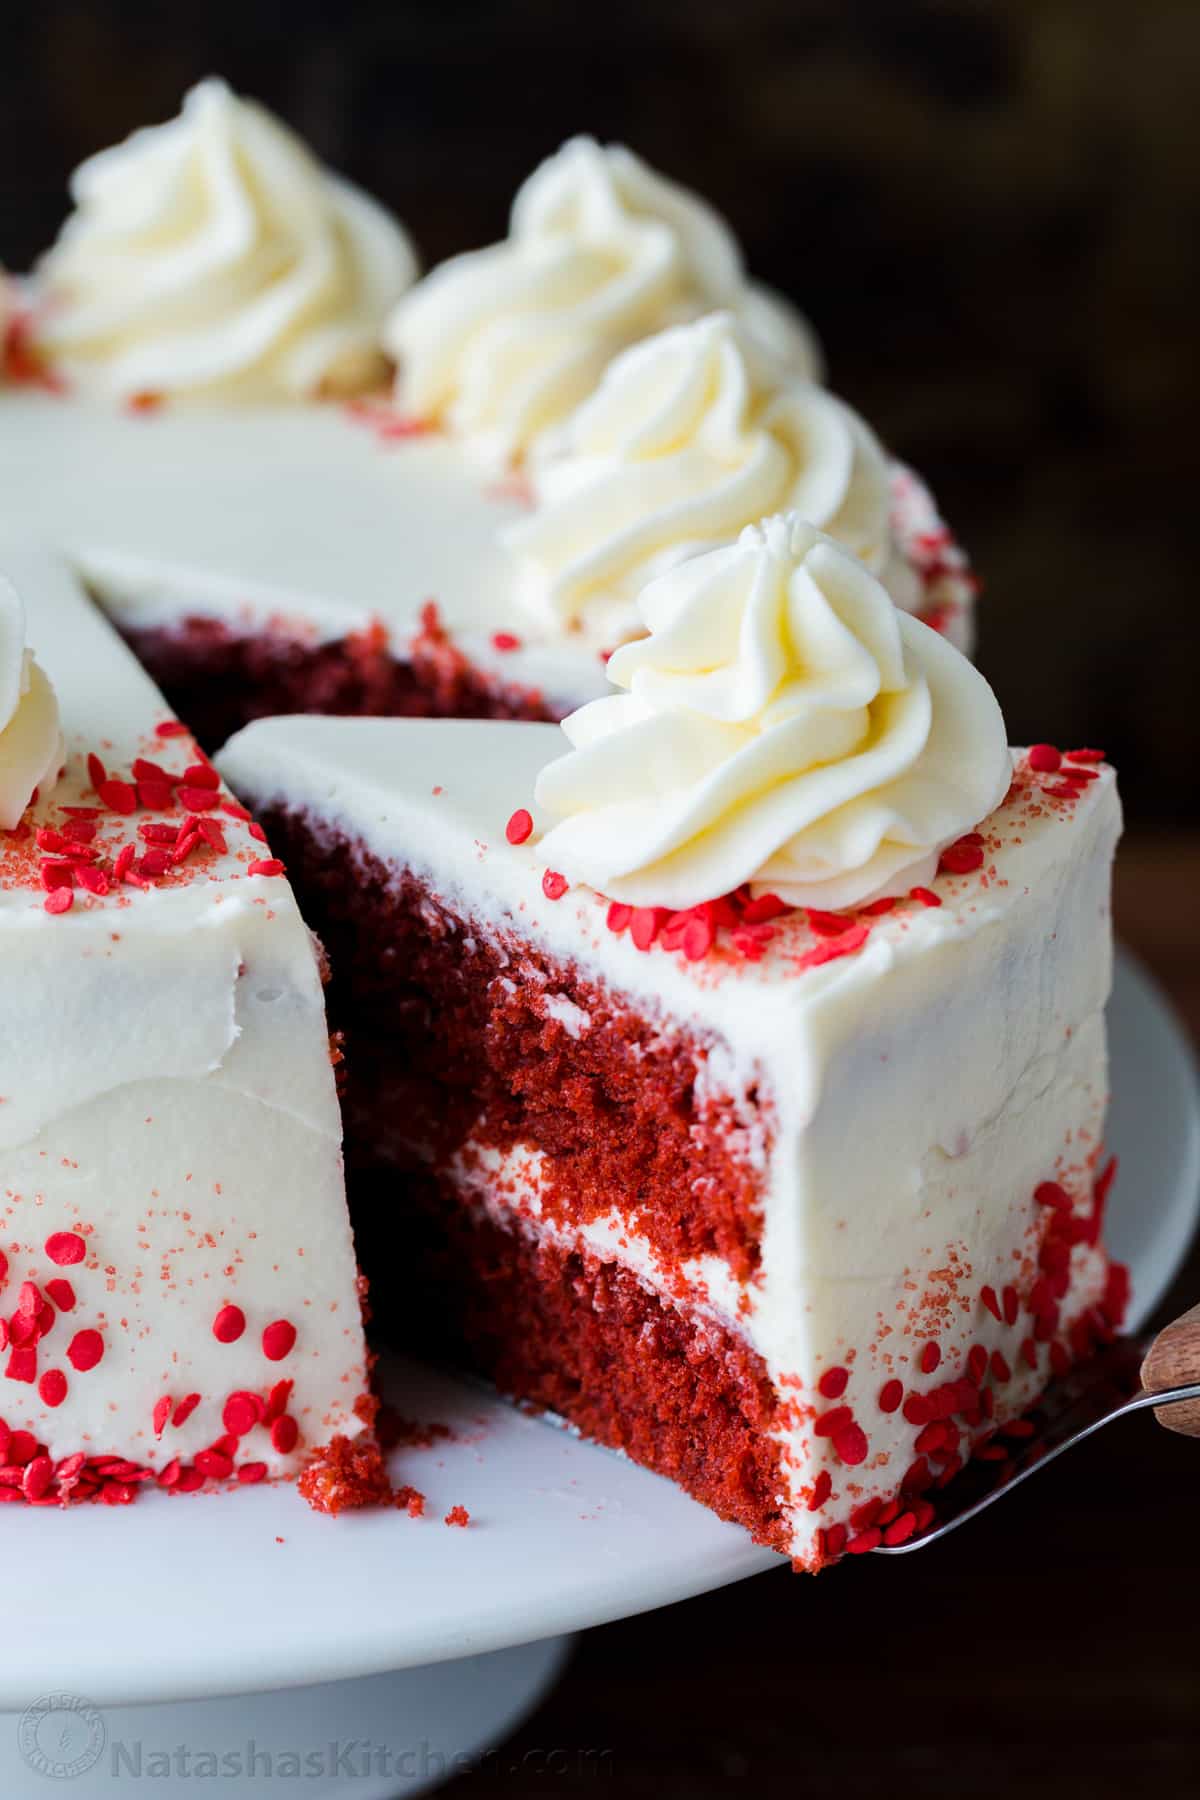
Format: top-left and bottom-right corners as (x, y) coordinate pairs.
(1141, 1301), (1200, 1435)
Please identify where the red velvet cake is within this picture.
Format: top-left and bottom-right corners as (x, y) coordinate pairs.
(219, 517), (1126, 1567)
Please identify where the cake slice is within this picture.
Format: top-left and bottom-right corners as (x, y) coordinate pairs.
(219, 517), (1125, 1567)
(0, 543), (367, 1507)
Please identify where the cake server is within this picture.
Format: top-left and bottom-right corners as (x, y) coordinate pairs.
(876, 1301), (1200, 1553)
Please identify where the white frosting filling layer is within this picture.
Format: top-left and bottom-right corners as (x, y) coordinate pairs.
(219, 715), (1121, 1563)
(35, 79), (417, 401)
(0, 544), (366, 1475)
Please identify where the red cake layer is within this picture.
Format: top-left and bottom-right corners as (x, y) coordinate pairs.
(402, 1183), (790, 1550)
(122, 602), (558, 753)
(258, 806), (771, 1284)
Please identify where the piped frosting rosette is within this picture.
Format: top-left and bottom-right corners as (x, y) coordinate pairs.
(34, 78), (417, 400)
(533, 514), (1010, 913)
(0, 574), (64, 829)
(506, 311), (920, 643)
(385, 136), (819, 463)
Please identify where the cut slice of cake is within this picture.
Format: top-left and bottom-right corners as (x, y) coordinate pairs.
(219, 517), (1125, 1567)
(0, 542), (368, 1507)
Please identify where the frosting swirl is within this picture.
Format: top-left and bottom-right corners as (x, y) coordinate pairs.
(533, 515), (1010, 912)
(0, 575), (64, 829)
(505, 312), (917, 641)
(35, 78), (417, 400)
(385, 136), (819, 462)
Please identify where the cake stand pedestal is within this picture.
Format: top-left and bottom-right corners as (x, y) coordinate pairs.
(2, 1638), (572, 1799)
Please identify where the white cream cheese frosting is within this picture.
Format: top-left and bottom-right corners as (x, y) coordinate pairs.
(384, 136), (819, 463)
(0, 572), (64, 827)
(34, 78), (418, 401)
(505, 312), (918, 641)
(534, 514), (1010, 910)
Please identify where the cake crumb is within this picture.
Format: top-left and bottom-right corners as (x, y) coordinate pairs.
(444, 1504), (470, 1528)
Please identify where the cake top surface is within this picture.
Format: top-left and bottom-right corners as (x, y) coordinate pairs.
(218, 709), (1118, 1036)
(0, 386), (615, 711)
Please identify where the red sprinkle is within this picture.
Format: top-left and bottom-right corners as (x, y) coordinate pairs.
(155, 720), (188, 738)
(45, 1231), (86, 1267)
(541, 870), (568, 901)
(43, 889), (74, 915)
(38, 1369), (68, 1408)
(247, 858), (284, 878)
(492, 631), (522, 652)
(795, 923), (870, 973)
(606, 902), (632, 934)
(813, 1405), (853, 1439)
(806, 1468), (833, 1511)
(1035, 1180), (1071, 1211)
(178, 785), (220, 813)
(939, 841), (985, 875)
(817, 1366), (849, 1400)
(878, 1379), (903, 1414)
(909, 886), (942, 908)
(238, 1462), (269, 1484)
(980, 1285), (1002, 1321)
(1028, 744), (1062, 773)
(22, 1454), (55, 1502)
(505, 808), (534, 846)
(212, 1304), (246, 1345)
(45, 1279), (75, 1312)
(807, 909), (858, 938)
(630, 907), (669, 951)
(271, 1415), (299, 1455)
(846, 1525), (882, 1555)
(152, 1396), (173, 1437)
(832, 1423), (869, 1467)
(990, 1350), (1012, 1384)
(741, 893), (789, 925)
(223, 1392), (263, 1437)
(172, 1393), (201, 1427)
(918, 1342), (941, 1375)
(883, 1511), (918, 1547)
(903, 1395), (931, 1427)
(195, 1448), (234, 1482)
(1065, 748), (1105, 763)
(66, 1329), (104, 1372)
(97, 778), (138, 815)
(262, 1320), (297, 1363)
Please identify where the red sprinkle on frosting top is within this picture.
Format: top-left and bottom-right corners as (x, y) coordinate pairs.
(212, 1305), (246, 1345)
(262, 1320), (297, 1363)
(45, 1232), (86, 1267)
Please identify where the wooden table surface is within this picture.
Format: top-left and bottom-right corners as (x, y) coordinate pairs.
(445, 834), (1200, 1799)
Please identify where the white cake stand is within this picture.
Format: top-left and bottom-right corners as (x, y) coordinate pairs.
(1, 948), (1196, 1799)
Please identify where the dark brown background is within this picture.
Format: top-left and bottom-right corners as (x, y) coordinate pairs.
(3, 3), (1199, 1793)
(4, 0), (1199, 821)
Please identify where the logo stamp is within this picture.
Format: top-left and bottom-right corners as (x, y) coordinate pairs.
(18, 1694), (106, 1781)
